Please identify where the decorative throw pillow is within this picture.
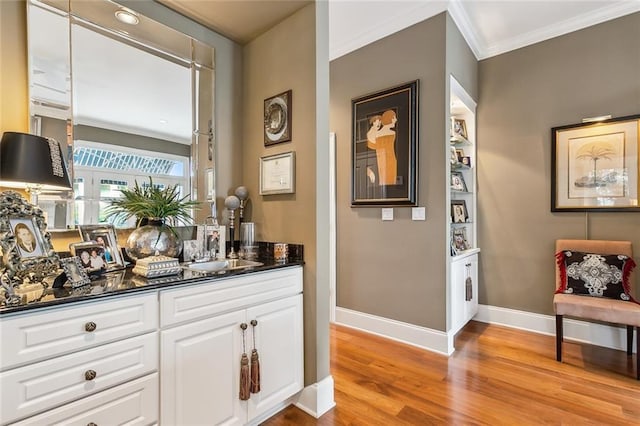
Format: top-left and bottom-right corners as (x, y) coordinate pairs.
(555, 250), (637, 303)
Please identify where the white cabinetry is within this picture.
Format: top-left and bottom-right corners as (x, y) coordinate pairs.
(450, 252), (479, 335)
(0, 293), (159, 425)
(159, 267), (304, 426)
(448, 76), (480, 339)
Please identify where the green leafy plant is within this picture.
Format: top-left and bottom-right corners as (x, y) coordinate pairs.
(104, 177), (199, 227)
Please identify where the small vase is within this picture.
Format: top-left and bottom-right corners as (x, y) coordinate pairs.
(125, 218), (182, 261)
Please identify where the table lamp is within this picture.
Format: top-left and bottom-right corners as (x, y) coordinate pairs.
(0, 132), (72, 205)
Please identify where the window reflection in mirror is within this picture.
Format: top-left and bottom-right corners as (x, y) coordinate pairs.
(27, 0), (215, 230)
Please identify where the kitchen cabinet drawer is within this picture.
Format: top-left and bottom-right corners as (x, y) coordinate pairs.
(12, 373), (158, 426)
(0, 293), (158, 370)
(160, 267), (302, 327)
(0, 332), (158, 424)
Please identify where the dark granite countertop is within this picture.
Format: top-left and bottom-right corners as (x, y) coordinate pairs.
(0, 258), (303, 316)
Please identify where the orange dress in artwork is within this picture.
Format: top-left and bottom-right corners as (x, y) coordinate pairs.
(375, 133), (397, 185)
(373, 110), (398, 185)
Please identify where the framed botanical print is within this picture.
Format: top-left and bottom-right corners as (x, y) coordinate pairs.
(351, 80), (419, 206)
(552, 114), (640, 212)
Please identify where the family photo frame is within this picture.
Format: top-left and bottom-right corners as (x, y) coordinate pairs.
(551, 114), (640, 212)
(70, 241), (110, 274)
(351, 80), (419, 206)
(0, 192), (60, 302)
(451, 199), (469, 223)
(78, 224), (125, 270)
(451, 117), (468, 140)
(450, 171), (468, 192)
(60, 256), (91, 288)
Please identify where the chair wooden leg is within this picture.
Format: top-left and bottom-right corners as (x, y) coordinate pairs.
(627, 325), (634, 356)
(556, 315), (563, 362)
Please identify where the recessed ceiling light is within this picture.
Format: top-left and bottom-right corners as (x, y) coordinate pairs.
(159, 119), (168, 124)
(115, 8), (139, 25)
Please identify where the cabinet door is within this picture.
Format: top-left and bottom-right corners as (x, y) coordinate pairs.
(246, 294), (303, 421)
(161, 310), (246, 426)
(464, 255), (479, 322)
(450, 259), (466, 334)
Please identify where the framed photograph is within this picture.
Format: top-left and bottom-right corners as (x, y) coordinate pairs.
(351, 80), (419, 206)
(451, 200), (469, 223)
(455, 148), (465, 162)
(450, 171), (468, 192)
(60, 256), (91, 288)
(552, 114), (640, 211)
(451, 117), (467, 140)
(70, 241), (109, 273)
(78, 224), (125, 270)
(260, 151), (295, 195)
(264, 90), (292, 146)
(451, 226), (470, 254)
(0, 191), (59, 303)
(10, 217), (46, 259)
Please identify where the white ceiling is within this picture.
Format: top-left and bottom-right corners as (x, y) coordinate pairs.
(158, 0), (640, 60)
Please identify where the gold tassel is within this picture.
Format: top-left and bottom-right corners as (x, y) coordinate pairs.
(250, 349), (261, 393)
(239, 353), (250, 400)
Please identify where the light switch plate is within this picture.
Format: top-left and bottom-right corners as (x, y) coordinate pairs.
(412, 207), (426, 221)
(381, 208), (394, 221)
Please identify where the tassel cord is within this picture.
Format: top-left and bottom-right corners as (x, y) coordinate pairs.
(250, 319), (261, 393)
(239, 323), (251, 400)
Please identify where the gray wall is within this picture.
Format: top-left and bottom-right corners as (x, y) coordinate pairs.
(477, 12), (640, 313)
(331, 13), (452, 331)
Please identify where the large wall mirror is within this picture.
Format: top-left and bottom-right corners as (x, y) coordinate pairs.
(27, 0), (215, 230)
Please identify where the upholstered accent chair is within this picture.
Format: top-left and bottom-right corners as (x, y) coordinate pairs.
(553, 239), (639, 380)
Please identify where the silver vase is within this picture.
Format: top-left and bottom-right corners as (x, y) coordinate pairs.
(125, 219), (182, 261)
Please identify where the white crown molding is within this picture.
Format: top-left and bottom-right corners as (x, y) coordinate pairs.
(329, 1), (448, 61)
(479, 1), (640, 60)
(447, 0), (482, 60)
(330, 1), (640, 62)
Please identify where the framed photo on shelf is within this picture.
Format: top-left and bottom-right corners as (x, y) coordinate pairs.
(351, 80), (419, 206)
(78, 224), (125, 270)
(451, 200), (469, 223)
(450, 171), (468, 192)
(60, 256), (91, 288)
(70, 241), (109, 274)
(451, 117), (467, 140)
(260, 151), (295, 195)
(264, 90), (292, 146)
(451, 226), (470, 255)
(551, 114), (640, 212)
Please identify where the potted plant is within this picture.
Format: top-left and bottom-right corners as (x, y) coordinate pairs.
(105, 177), (199, 261)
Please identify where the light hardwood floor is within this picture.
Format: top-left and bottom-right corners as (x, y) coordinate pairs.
(262, 322), (640, 425)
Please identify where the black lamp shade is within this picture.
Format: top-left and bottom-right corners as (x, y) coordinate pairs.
(0, 131), (72, 191)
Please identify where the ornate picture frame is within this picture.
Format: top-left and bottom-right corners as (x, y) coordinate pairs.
(0, 191), (60, 305)
(264, 90), (292, 146)
(78, 224), (125, 270)
(552, 114), (640, 212)
(351, 80), (419, 206)
(60, 256), (91, 288)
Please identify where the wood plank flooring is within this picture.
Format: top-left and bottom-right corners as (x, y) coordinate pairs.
(262, 321), (640, 425)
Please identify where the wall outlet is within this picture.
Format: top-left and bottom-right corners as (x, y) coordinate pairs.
(381, 208), (394, 221)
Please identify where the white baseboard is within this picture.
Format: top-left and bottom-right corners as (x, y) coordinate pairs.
(295, 375), (336, 418)
(335, 307), (453, 355)
(334, 305), (637, 356)
(475, 304), (637, 353)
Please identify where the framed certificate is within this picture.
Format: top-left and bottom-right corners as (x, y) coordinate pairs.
(260, 151), (295, 195)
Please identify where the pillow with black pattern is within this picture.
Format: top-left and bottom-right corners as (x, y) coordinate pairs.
(555, 250), (637, 302)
